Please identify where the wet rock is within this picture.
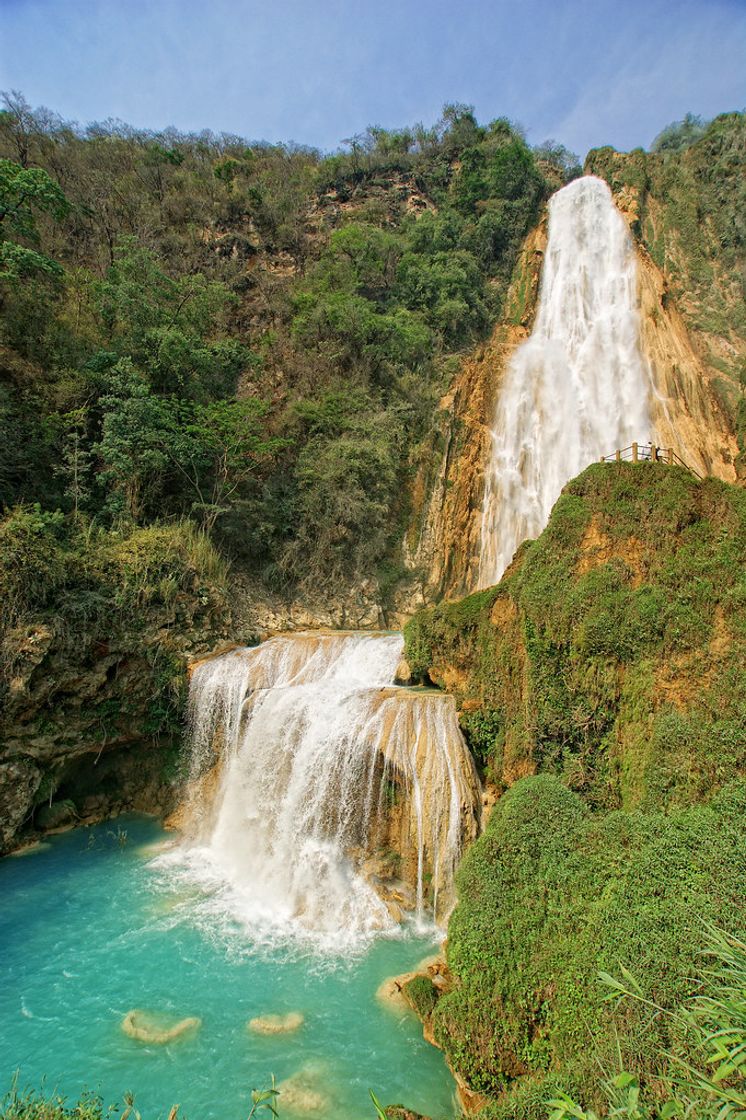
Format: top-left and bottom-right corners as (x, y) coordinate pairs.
(121, 1009), (201, 1044)
(248, 1011), (304, 1035)
(35, 799), (77, 830)
(394, 657), (412, 685)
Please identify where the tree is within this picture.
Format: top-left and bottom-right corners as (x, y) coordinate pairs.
(163, 397), (285, 531)
(96, 359), (171, 521)
(651, 113), (708, 154)
(0, 158), (68, 281)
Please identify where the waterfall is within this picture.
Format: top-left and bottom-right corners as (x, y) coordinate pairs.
(171, 632), (481, 949)
(478, 175), (656, 587)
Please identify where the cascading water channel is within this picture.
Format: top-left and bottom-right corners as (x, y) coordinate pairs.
(168, 632), (481, 950)
(478, 174), (656, 587)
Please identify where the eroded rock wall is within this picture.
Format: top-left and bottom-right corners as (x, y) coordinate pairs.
(0, 586), (232, 853)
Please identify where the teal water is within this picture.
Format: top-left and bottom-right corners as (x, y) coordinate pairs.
(0, 817), (458, 1120)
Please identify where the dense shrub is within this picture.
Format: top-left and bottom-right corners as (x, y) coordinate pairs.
(436, 776), (746, 1113)
(0, 93), (560, 597)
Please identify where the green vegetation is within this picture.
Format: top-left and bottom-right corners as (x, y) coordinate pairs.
(0, 93), (562, 598)
(405, 463), (746, 810)
(433, 776), (746, 1116)
(402, 974), (439, 1020)
(587, 112), (746, 470)
(2, 515), (224, 745)
(549, 926), (746, 1119)
(404, 463), (746, 1116)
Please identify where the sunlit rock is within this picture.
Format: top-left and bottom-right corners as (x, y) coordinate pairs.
(121, 1009), (201, 1044)
(248, 1011), (304, 1035)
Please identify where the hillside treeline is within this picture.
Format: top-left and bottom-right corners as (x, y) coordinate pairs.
(0, 92), (573, 604)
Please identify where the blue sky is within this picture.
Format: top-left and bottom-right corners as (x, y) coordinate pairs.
(1, 0), (744, 157)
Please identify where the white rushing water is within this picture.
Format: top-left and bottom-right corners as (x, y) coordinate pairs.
(478, 175), (656, 587)
(171, 633), (480, 950)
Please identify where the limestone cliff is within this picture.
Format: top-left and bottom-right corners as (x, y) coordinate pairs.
(587, 114), (745, 477)
(407, 116), (744, 604)
(404, 223), (546, 601)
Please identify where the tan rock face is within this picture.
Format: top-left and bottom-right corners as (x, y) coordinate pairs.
(405, 226), (546, 603)
(406, 189), (741, 604)
(636, 240), (739, 481)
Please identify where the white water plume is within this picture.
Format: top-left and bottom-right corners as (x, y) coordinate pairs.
(169, 633), (480, 950)
(478, 175), (656, 587)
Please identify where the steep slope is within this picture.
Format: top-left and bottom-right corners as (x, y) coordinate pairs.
(408, 113), (744, 604)
(403, 461), (746, 1114)
(588, 111), (745, 479)
(405, 462), (746, 807)
(0, 516), (233, 852)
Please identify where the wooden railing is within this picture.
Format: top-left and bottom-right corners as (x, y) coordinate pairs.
(599, 442), (703, 479)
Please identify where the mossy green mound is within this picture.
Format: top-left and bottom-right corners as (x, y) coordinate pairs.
(434, 775), (746, 1115)
(406, 462), (746, 810)
(406, 461), (746, 1115)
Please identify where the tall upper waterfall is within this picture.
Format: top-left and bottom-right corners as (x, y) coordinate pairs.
(171, 632), (481, 949)
(478, 175), (655, 587)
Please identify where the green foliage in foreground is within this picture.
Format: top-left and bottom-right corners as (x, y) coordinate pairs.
(0, 1086), (105, 1120)
(434, 775), (746, 1117)
(0, 1083), (404, 1120)
(549, 926), (746, 1119)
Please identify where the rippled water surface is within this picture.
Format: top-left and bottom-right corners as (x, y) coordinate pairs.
(0, 817), (458, 1119)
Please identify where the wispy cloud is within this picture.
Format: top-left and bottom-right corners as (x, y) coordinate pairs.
(0, 0), (744, 154)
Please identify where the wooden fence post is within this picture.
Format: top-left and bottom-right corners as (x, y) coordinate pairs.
(615, 449), (621, 462)
(667, 447), (674, 465)
(632, 442), (638, 462)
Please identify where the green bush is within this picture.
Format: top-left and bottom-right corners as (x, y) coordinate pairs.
(435, 777), (746, 1113)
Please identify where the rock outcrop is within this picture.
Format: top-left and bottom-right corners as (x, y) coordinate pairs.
(0, 560), (233, 854)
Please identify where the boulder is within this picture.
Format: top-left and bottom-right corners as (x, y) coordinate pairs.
(248, 1011), (304, 1035)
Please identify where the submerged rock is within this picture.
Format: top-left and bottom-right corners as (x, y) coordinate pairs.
(248, 1011), (304, 1035)
(277, 1064), (330, 1114)
(121, 1009), (201, 1044)
(384, 1108), (433, 1120)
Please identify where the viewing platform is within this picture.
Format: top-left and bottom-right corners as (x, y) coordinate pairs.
(600, 442), (702, 478)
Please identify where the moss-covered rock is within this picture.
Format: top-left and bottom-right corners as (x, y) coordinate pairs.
(405, 460), (746, 1116)
(0, 514), (235, 852)
(405, 461), (746, 811)
(435, 776), (746, 1114)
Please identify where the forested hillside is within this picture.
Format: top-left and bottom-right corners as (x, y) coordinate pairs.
(0, 93), (572, 604)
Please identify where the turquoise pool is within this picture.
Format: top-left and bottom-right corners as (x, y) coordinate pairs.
(0, 816), (458, 1119)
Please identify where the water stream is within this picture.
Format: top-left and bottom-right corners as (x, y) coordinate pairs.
(0, 818), (458, 1120)
(479, 174), (656, 586)
(171, 631), (481, 948)
(1, 632), (479, 1118)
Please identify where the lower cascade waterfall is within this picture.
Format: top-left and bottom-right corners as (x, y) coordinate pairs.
(171, 632), (481, 947)
(479, 174), (656, 587)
